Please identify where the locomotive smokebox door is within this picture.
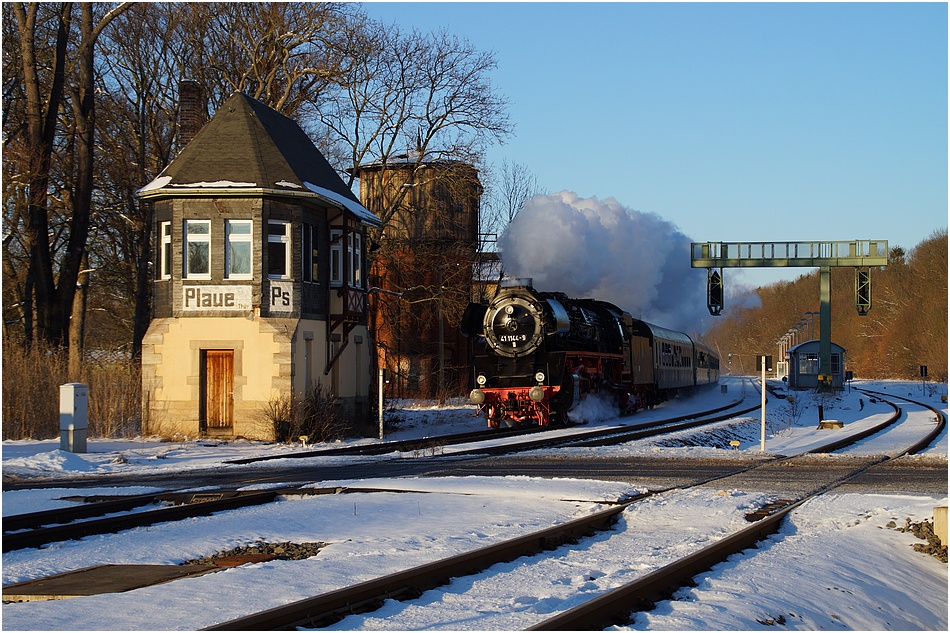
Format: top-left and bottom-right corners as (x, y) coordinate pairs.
(483, 296), (545, 357)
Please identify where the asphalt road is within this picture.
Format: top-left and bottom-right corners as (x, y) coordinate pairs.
(4, 453), (946, 497)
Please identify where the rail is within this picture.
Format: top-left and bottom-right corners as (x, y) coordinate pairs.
(203, 505), (627, 630)
(528, 389), (941, 630)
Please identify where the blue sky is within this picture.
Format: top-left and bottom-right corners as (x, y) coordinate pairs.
(361, 2), (947, 288)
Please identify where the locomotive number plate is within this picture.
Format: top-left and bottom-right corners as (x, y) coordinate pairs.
(500, 334), (527, 343)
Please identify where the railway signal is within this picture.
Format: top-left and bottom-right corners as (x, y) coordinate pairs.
(691, 240), (888, 390)
(707, 269), (724, 316)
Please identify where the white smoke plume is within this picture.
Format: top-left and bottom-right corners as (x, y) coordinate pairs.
(498, 191), (714, 333)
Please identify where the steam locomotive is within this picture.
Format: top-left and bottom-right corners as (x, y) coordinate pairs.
(461, 279), (719, 427)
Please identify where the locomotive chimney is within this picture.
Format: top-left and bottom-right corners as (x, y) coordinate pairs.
(177, 79), (208, 150)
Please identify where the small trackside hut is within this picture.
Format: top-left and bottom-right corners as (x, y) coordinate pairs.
(137, 90), (380, 440)
(786, 340), (847, 390)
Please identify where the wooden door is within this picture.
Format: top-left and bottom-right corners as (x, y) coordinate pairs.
(204, 350), (234, 429)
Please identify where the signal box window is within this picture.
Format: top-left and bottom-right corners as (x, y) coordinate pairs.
(303, 223), (318, 283)
(330, 229), (342, 287)
(184, 220), (211, 278)
(330, 229), (364, 288)
(268, 220), (291, 279)
(160, 221), (172, 279)
(226, 220), (252, 279)
(350, 232), (363, 288)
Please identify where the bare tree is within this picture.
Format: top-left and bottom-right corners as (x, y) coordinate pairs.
(469, 160), (542, 301)
(177, 2), (366, 116)
(7, 2), (72, 347)
(92, 3), (183, 356)
(318, 24), (513, 225)
(6, 2), (132, 359)
(487, 160), (542, 232)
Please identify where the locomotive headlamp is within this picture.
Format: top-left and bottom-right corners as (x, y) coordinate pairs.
(476, 374), (487, 386)
(529, 385), (545, 402)
(534, 371), (545, 384)
(470, 389), (486, 405)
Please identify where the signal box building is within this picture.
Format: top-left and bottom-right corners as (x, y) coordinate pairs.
(786, 340), (847, 390)
(137, 91), (380, 440)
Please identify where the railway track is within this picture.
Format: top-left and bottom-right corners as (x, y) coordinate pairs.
(197, 389), (942, 630)
(4, 385), (941, 630)
(527, 414), (943, 631)
(226, 381), (755, 464)
(201, 504), (629, 630)
(224, 425), (544, 464)
(856, 387), (947, 454)
(3, 484), (483, 553)
(2, 386), (757, 553)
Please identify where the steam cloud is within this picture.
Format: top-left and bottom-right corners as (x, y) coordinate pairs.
(498, 191), (713, 333)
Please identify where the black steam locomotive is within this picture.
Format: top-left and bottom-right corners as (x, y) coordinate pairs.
(461, 279), (719, 427)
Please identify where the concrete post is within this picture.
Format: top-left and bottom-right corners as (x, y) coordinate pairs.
(60, 383), (89, 453)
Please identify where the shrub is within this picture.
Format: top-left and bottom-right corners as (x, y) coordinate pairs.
(2, 342), (67, 439)
(264, 384), (346, 444)
(1, 342), (142, 440)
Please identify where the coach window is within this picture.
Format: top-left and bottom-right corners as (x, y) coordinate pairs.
(226, 220), (252, 279)
(160, 221), (172, 280)
(184, 219), (211, 279)
(268, 220), (292, 279)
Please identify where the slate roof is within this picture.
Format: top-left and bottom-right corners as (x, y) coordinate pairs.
(137, 92), (379, 226)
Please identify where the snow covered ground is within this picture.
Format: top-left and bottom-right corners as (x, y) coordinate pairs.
(2, 378), (947, 630)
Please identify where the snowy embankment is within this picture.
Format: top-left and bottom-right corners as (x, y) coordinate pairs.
(1, 378), (947, 630)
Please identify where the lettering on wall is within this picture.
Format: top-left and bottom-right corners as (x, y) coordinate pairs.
(269, 280), (294, 313)
(182, 286), (252, 311)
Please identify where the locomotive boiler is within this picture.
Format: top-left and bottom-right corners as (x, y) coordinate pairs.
(461, 279), (719, 427)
